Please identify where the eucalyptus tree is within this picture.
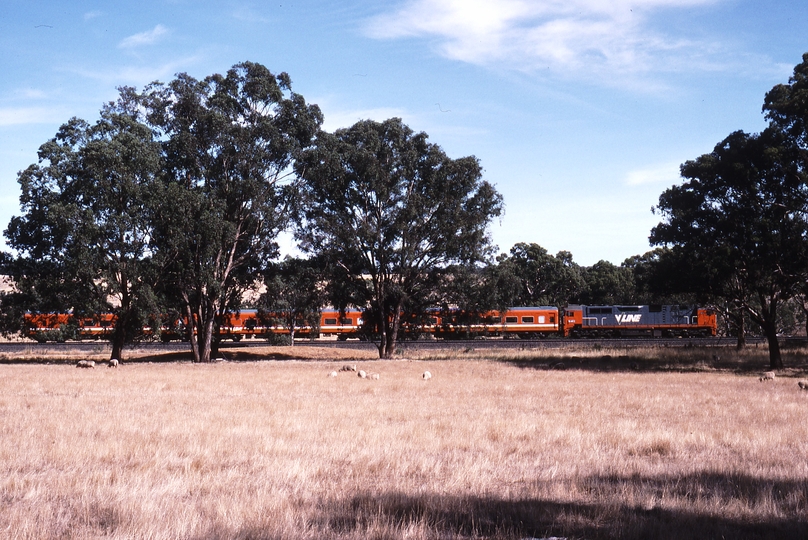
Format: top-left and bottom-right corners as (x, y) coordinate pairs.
(651, 128), (808, 368)
(296, 118), (503, 358)
(260, 257), (325, 345)
(145, 62), (322, 363)
(3, 88), (162, 360)
(496, 243), (585, 308)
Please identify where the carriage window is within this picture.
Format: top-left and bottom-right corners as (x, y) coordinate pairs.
(340, 318), (353, 325)
(505, 316), (518, 323)
(521, 316), (534, 323)
(324, 318), (338, 325)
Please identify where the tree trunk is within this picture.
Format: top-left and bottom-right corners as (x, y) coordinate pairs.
(383, 301), (403, 358)
(735, 312), (746, 350)
(186, 304), (200, 363)
(110, 319), (125, 361)
(200, 313), (215, 363)
(762, 320), (783, 369)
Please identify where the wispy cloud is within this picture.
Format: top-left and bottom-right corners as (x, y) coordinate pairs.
(232, 5), (270, 23)
(119, 24), (169, 49)
(68, 55), (203, 87)
(319, 105), (409, 132)
(365, 0), (734, 87)
(83, 11), (102, 21)
(0, 107), (60, 126)
(624, 160), (682, 186)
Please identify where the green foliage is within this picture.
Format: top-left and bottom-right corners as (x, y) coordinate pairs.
(145, 62), (323, 362)
(651, 127), (808, 367)
(296, 118), (503, 358)
(3, 89), (162, 359)
(260, 257), (325, 344)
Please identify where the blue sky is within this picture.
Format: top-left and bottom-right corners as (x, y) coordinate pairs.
(1, 0), (806, 265)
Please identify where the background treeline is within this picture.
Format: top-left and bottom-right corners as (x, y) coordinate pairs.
(4, 54), (808, 368)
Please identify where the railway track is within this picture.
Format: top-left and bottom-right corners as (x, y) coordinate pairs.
(0, 335), (792, 355)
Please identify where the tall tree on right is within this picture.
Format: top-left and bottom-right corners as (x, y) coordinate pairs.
(650, 127), (808, 368)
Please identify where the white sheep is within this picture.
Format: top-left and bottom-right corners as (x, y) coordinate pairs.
(369, 372), (380, 380)
(357, 370), (367, 379)
(108, 359), (119, 368)
(422, 371), (432, 380)
(328, 370), (338, 378)
(759, 371), (776, 382)
(76, 360), (95, 369)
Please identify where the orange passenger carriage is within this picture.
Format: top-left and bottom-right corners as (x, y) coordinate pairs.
(434, 306), (559, 339)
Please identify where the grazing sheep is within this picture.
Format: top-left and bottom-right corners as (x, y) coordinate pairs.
(328, 370), (338, 378)
(759, 371), (776, 382)
(422, 371), (432, 380)
(76, 360), (95, 369)
(357, 370), (367, 379)
(340, 364), (357, 372)
(108, 359), (119, 368)
(798, 381), (808, 390)
(369, 372), (380, 380)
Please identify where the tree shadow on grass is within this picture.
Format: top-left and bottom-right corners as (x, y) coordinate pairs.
(500, 351), (808, 377)
(126, 349), (312, 363)
(191, 471), (808, 539)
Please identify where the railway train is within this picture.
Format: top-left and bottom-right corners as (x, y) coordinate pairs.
(23, 304), (716, 342)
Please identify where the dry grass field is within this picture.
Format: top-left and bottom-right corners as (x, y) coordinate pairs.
(1, 344), (808, 539)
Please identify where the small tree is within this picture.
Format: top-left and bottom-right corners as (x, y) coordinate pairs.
(260, 257), (325, 344)
(496, 243), (585, 308)
(296, 118), (503, 358)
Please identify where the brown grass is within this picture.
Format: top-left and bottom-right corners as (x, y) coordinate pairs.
(1, 350), (807, 539)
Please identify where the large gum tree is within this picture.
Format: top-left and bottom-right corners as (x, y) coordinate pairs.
(4, 89), (162, 361)
(145, 62), (322, 363)
(296, 118), (503, 359)
(651, 127), (808, 369)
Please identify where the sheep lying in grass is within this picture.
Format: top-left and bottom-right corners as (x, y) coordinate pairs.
(759, 371), (776, 382)
(357, 370), (367, 379)
(76, 360), (95, 369)
(340, 364), (357, 372)
(328, 370), (338, 378)
(108, 359), (119, 368)
(368, 372), (380, 380)
(798, 381), (808, 390)
(422, 371), (432, 380)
